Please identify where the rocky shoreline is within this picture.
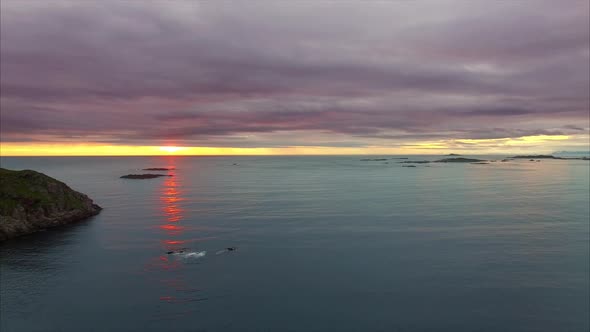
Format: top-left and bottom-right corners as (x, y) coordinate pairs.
(0, 168), (102, 241)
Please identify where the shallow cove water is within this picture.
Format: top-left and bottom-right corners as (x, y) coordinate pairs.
(1, 156), (589, 332)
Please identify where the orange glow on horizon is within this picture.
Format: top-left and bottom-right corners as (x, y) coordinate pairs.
(0, 133), (586, 156)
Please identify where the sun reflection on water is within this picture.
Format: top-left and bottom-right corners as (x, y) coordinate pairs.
(150, 157), (208, 315)
(161, 175), (185, 225)
(153, 159), (190, 246)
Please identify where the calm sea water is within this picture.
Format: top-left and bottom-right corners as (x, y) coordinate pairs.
(1, 156), (588, 332)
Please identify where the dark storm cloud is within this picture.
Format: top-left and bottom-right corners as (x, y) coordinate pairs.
(1, 0), (588, 147)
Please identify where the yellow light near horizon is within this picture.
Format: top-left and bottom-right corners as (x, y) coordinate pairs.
(159, 146), (186, 153)
(0, 143), (417, 156)
(518, 135), (569, 142)
(0, 133), (583, 156)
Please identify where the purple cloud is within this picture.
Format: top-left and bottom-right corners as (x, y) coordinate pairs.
(0, 0), (588, 148)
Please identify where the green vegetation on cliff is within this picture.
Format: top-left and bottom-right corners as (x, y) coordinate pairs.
(0, 168), (102, 241)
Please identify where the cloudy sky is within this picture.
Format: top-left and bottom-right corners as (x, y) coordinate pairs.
(1, 0), (588, 155)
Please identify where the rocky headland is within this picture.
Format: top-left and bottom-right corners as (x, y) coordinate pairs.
(0, 168), (102, 241)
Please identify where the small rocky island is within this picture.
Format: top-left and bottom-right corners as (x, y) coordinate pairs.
(434, 157), (487, 163)
(511, 155), (562, 159)
(511, 154), (589, 160)
(0, 168), (102, 241)
(120, 174), (173, 179)
(397, 157), (487, 164)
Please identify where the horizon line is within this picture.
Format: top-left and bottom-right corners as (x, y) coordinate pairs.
(0, 153), (569, 158)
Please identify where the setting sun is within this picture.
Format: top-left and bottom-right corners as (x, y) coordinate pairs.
(158, 146), (186, 153)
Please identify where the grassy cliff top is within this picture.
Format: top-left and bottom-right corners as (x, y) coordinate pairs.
(0, 168), (91, 217)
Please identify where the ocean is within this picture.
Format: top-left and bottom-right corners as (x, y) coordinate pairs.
(1, 156), (588, 332)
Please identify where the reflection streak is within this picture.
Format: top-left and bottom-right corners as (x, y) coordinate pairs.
(151, 157), (207, 314)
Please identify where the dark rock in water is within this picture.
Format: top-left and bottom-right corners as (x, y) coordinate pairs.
(226, 247), (237, 251)
(399, 160), (430, 164)
(167, 249), (186, 254)
(402, 165), (417, 168)
(0, 168), (102, 241)
(391, 157), (409, 159)
(434, 158), (486, 163)
(529, 159), (535, 161)
(142, 168), (174, 171)
(120, 174), (172, 179)
(447, 153), (461, 156)
(360, 158), (388, 161)
(471, 162), (489, 165)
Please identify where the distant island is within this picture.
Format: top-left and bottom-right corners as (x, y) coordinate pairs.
(434, 158), (486, 163)
(511, 155), (589, 160)
(511, 155), (562, 159)
(397, 157), (486, 164)
(120, 174), (173, 179)
(142, 168), (174, 171)
(0, 168), (102, 241)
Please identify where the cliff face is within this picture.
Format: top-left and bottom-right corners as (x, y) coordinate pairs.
(0, 168), (102, 241)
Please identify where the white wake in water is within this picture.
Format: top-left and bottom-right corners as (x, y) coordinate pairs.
(172, 251), (207, 259)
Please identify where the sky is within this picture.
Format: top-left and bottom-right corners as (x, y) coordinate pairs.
(1, 0), (589, 156)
